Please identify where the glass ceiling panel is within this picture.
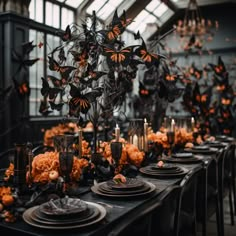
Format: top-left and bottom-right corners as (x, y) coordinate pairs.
(65, 0), (83, 8)
(87, 0), (126, 20)
(145, 0), (161, 12)
(153, 3), (168, 17)
(86, 0), (105, 15)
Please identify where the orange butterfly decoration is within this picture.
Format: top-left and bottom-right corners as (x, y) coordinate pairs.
(99, 10), (132, 41)
(103, 45), (135, 67)
(48, 56), (76, 83)
(13, 78), (30, 98)
(135, 38), (165, 68)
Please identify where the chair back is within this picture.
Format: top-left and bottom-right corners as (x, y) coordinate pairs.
(179, 165), (203, 236)
(107, 185), (182, 236)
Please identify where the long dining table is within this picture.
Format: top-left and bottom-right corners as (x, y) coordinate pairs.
(0, 139), (233, 236)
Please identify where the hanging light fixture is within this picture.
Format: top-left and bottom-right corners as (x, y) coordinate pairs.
(174, 0), (219, 53)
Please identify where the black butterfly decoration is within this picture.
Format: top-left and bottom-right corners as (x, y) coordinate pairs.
(12, 41), (39, 72)
(69, 84), (102, 116)
(39, 100), (52, 116)
(40, 77), (62, 100)
(189, 63), (202, 80)
(158, 62), (183, 102)
(209, 56), (228, 78)
(56, 25), (72, 42)
(138, 81), (155, 99)
(70, 49), (89, 68)
(102, 45), (136, 67)
(13, 77), (30, 99)
(182, 83), (199, 115)
(48, 56), (76, 83)
(84, 64), (107, 81)
(47, 75), (64, 88)
(98, 9), (132, 42)
(49, 101), (64, 111)
(135, 37), (166, 68)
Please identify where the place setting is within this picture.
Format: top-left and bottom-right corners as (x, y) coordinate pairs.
(139, 161), (189, 178)
(22, 196), (106, 230)
(204, 140), (228, 148)
(91, 176), (156, 198)
(184, 145), (218, 154)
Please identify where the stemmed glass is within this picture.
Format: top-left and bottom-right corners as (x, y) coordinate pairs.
(192, 131), (199, 145)
(110, 142), (123, 172)
(167, 131), (175, 155)
(59, 152), (74, 183)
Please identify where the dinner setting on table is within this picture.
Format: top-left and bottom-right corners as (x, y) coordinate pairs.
(1, 3), (236, 235)
(0, 112), (234, 236)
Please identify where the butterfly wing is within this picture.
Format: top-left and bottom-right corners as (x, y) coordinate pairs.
(49, 101), (64, 111)
(48, 56), (60, 71)
(13, 78), (30, 98)
(56, 25), (72, 42)
(39, 100), (52, 116)
(103, 46), (134, 67)
(135, 39), (164, 68)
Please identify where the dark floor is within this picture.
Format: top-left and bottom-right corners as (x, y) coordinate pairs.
(197, 197), (236, 236)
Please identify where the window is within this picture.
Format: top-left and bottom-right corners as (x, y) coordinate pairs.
(29, 0), (76, 117)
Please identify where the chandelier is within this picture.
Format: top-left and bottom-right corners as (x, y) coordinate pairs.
(174, 0), (218, 52)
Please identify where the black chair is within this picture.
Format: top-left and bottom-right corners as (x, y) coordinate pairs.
(178, 165), (203, 236)
(196, 149), (223, 236)
(107, 185), (182, 236)
(220, 143), (235, 226)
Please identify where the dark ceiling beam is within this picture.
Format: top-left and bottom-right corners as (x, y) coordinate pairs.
(161, 0), (178, 12)
(125, 0), (152, 20)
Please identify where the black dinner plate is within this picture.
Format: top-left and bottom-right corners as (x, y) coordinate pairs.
(98, 182), (150, 195)
(160, 155), (204, 164)
(184, 147), (218, 154)
(139, 166), (189, 178)
(23, 202), (106, 229)
(91, 181), (156, 198)
(150, 163), (178, 170)
(192, 145), (210, 150)
(172, 153), (193, 159)
(39, 197), (87, 217)
(32, 205), (99, 225)
(145, 165), (183, 174)
(107, 178), (144, 190)
(205, 141), (227, 148)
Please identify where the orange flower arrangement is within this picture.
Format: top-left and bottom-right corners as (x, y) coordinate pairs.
(29, 151), (89, 183)
(99, 139), (145, 169)
(0, 186), (16, 222)
(43, 122), (79, 146)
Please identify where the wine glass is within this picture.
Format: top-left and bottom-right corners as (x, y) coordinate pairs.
(110, 142), (123, 171)
(59, 152), (74, 183)
(167, 131), (175, 155)
(192, 131), (199, 145)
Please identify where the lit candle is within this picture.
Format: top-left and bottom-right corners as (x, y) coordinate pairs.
(171, 119), (175, 132)
(78, 128), (83, 158)
(191, 117), (195, 132)
(115, 124), (120, 142)
(144, 118), (148, 152)
(133, 134), (138, 147)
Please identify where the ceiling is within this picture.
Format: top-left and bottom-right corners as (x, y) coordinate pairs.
(55, 0), (236, 39)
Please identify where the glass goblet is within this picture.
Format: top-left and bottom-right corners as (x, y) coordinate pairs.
(167, 131), (175, 155)
(59, 152), (74, 183)
(110, 142), (123, 170)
